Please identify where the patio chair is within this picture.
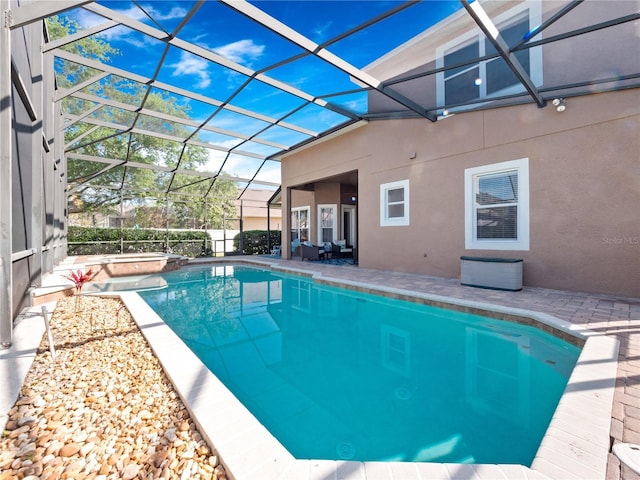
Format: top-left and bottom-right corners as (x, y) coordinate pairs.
(291, 238), (301, 257)
(270, 245), (281, 256)
(332, 240), (353, 259)
(301, 242), (326, 261)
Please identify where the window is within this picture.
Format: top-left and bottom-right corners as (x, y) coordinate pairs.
(291, 206), (309, 242)
(465, 326), (530, 425)
(465, 158), (529, 250)
(381, 325), (411, 376)
(317, 204), (337, 244)
(436, 2), (542, 109)
(380, 179), (410, 226)
(290, 278), (311, 313)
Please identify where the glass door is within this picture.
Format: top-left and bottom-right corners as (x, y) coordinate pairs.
(317, 204), (337, 244)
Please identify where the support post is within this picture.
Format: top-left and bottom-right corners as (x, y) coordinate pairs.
(53, 98), (64, 265)
(238, 200), (244, 255)
(203, 197), (208, 255)
(165, 196), (169, 253)
(284, 187), (291, 259)
(1, 1), (13, 347)
(30, 18), (44, 287)
(267, 202), (271, 252)
(43, 50), (54, 273)
(120, 193), (124, 253)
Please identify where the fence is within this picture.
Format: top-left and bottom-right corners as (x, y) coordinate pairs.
(67, 229), (241, 258)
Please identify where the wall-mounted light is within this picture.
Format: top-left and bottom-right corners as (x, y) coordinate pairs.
(552, 98), (566, 112)
(438, 108), (455, 121)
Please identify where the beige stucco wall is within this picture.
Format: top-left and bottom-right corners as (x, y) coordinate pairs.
(242, 216), (280, 232)
(281, 89), (640, 297)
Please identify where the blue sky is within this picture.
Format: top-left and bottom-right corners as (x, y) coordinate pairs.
(60, 1), (462, 186)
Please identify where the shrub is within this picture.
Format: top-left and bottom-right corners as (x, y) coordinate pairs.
(233, 230), (281, 255)
(67, 226), (210, 257)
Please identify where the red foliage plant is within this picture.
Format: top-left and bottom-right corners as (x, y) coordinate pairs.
(64, 268), (94, 294)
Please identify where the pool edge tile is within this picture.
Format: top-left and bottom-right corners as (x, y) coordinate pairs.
(531, 335), (619, 480)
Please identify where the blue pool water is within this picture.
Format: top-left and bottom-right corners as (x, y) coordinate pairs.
(132, 265), (580, 465)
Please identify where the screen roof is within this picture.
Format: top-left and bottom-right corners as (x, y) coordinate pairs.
(26, 0), (638, 202)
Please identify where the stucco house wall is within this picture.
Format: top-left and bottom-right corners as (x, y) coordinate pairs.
(281, 88), (639, 297)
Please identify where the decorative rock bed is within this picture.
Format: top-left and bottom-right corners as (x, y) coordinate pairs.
(0, 296), (227, 480)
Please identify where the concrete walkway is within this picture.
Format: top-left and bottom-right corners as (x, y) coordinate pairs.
(256, 257), (640, 480)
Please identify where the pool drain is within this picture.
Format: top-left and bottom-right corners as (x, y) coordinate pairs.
(394, 386), (412, 400)
(336, 440), (356, 459)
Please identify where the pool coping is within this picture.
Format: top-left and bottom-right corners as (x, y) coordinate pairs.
(119, 259), (619, 480)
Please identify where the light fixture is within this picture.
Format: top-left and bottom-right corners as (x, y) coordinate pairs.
(474, 77), (482, 86)
(438, 108), (455, 120)
(552, 98), (566, 112)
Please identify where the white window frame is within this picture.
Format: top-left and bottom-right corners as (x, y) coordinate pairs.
(291, 206), (310, 243)
(341, 204), (357, 247)
(464, 158), (529, 251)
(436, 1), (542, 110)
(317, 204), (338, 244)
(290, 278), (311, 313)
(381, 325), (411, 376)
(380, 179), (410, 227)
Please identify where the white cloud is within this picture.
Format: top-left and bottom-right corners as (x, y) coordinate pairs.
(205, 149), (228, 173)
(72, 9), (141, 44)
(116, 4), (188, 23)
(170, 51), (211, 89)
(212, 39), (265, 65)
(73, 10), (107, 29)
(255, 161), (282, 184)
(113, 5), (148, 23)
(313, 21), (333, 43)
(74, 4), (187, 43)
(149, 6), (189, 21)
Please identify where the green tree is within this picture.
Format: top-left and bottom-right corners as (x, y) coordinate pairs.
(49, 16), (238, 225)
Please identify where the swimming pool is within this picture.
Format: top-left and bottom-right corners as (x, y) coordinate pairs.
(128, 264), (580, 466)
